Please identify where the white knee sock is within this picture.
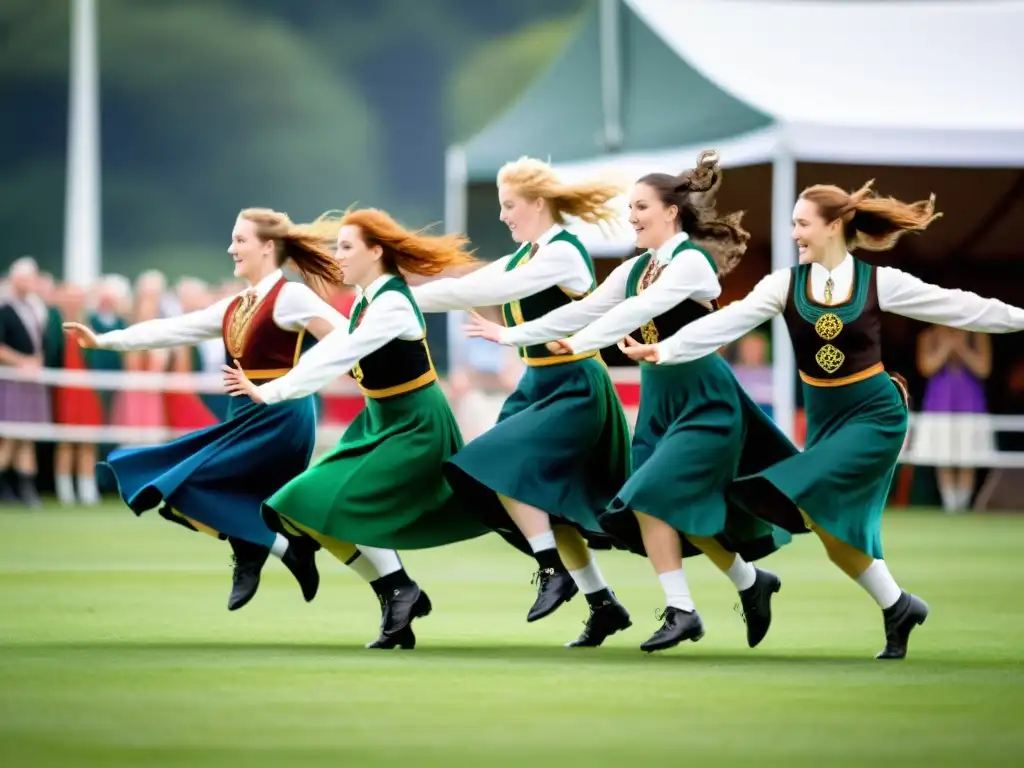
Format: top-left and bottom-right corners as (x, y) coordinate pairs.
(344, 550), (380, 583)
(77, 474), (99, 505)
(856, 559), (902, 609)
(568, 556), (608, 595)
(527, 531), (557, 553)
(658, 569), (695, 612)
(269, 534), (289, 559)
(357, 546), (403, 578)
(55, 475), (76, 506)
(937, 481), (958, 512)
(725, 554), (757, 592)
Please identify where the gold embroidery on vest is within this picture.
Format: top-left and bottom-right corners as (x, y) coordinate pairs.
(815, 344), (845, 374)
(226, 291), (258, 359)
(814, 313), (843, 341)
(506, 243), (539, 328)
(637, 256), (665, 345)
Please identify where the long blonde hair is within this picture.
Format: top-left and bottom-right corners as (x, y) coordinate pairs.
(497, 156), (623, 231)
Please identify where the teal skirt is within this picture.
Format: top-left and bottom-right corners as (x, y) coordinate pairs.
(601, 355), (794, 561)
(444, 356), (635, 553)
(730, 372), (908, 559)
(263, 383), (493, 550)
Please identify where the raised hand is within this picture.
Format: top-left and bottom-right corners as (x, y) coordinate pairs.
(463, 310), (504, 343)
(62, 322), (100, 349)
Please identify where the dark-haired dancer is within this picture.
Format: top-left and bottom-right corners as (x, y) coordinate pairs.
(623, 181), (1024, 659)
(468, 152), (797, 652)
(65, 209), (406, 618)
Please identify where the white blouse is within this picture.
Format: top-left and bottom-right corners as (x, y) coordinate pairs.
(497, 231), (721, 355)
(257, 273), (423, 404)
(95, 269), (346, 351)
(655, 255), (1024, 365)
(412, 224), (593, 312)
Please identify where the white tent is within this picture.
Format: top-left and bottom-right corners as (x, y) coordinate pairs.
(446, 0), (1024, 439)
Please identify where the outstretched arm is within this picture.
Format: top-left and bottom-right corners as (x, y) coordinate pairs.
(497, 258), (637, 347)
(256, 292), (416, 404)
(878, 267), (1024, 333)
(275, 282), (349, 340)
(412, 241), (585, 312)
(654, 269), (790, 365)
(91, 299), (232, 351)
(565, 249), (720, 355)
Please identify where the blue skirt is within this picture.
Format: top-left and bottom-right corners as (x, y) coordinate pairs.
(98, 396), (316, 547)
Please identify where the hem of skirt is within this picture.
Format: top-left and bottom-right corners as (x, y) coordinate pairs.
(730, 474), (812, 534)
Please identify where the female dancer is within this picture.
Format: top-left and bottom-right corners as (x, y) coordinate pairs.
(410, 156), (634, 648)
(64, 208), (413, 626)
(621, 181), (1024, 659)
(467, 152), (797, 652)
(223, 207), (497, 647)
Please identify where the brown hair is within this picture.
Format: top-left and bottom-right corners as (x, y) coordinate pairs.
(239, 208), (343, 288)
(799, 180), (942, 252)
(301, 208), (478, 277)
(636, 150), (748, 277)
(497, 157), (623, 230)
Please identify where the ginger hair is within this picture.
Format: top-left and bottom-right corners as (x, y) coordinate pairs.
(238, 207), (343, 288)
(299, 207), (478, 277)
(799, 180), (942, 252)
(637, 150), (748, 277)
(497, 156), (623, 230)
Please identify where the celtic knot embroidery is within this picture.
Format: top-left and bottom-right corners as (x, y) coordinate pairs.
(815, 344), (845, 374)
(226, 291), (258, 359)
(814, 312), (843, 341)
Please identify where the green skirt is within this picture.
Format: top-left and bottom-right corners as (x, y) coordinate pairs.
(444, 356), (635, 552)
(601, 355), (794, 561)
(730, 372), (908, 559)
(262, 383), (492, 550)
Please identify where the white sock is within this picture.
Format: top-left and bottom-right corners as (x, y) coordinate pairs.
(55, 475), (76, 505)
(344, 551), (380, 583)
(658, 569), (695, 612)
(937, 482), (958, 512)
(568, 556), (608, 595)
(269, 533), (289, 559)
(357, 546), (402, 578)
(725, 554), (757, 592)
(856, 559), (902, 609)
(527, 531), (556, 553)
(957, 486), (973, 510)
(77, 474), (99, 505)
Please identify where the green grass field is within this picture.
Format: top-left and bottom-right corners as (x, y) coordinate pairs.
(1, 505), (1022, 767)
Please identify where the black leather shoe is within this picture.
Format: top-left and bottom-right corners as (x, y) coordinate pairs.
(876, 591), (929, 660)
(382, 583), (432, 636)
(281, 539), (319, 603)
(639, 607), (705, 653)
(367, 589), (431, 649)
(565, 596), (632, 647)
(737, 568), (781, 648)
(526, 567), (578, 622)
(227, 538), (269, 611)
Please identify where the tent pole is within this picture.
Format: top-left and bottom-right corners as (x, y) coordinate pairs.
(598, 0), (623, 150)
(443, 145), (469, 372)
(64, 0), (101, 287)
(770, 149), (797, 440)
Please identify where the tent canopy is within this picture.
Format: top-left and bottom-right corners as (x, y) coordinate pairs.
(456, 0), (1024, 184)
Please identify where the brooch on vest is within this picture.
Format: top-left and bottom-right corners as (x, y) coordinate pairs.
(813, 313), (844, 374)
(638, 258), (666, 345)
